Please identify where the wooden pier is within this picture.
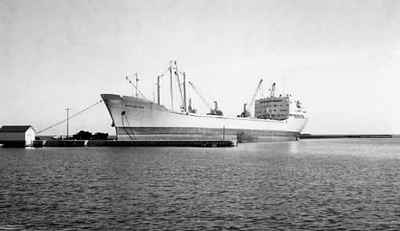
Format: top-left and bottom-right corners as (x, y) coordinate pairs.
(32, 138), (237, 148)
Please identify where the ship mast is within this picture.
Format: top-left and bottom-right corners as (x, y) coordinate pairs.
(158, 61), (188, 112)
(157, 75), (161, 105)
(169, 61), (174, 109)
(125, 73), (140, 97)
(173, 61), (185, 111)
(183, 72), (187, 112)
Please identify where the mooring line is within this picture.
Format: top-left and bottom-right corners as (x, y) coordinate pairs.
(37, 100), (103, 134)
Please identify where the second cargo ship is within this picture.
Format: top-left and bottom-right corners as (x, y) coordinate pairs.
(101, 61), (308, 142)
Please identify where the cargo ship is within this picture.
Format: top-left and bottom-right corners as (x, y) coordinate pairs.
(101, 62), (307, 142)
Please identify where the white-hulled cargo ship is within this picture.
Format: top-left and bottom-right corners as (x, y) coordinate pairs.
(101, 62), (308, 142)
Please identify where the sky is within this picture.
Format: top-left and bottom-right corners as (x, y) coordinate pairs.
(0, 0), (399, 135)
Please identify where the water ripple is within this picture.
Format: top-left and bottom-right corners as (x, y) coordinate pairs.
(1, 139), (400, 230)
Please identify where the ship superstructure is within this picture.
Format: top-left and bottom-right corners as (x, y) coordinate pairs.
(254, 82), (306, 120)
(102, 61), (308, 142)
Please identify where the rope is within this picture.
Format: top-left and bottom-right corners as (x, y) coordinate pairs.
(37, 100), (103, 134)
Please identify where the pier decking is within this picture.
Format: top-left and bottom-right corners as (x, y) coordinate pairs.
(32, 138), (237, 148)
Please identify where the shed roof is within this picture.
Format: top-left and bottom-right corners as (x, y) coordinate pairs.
(0, 125), (34, 133)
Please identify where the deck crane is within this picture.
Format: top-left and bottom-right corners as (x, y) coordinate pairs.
(188, 81), (223, 116)
(239, 79), (263, 117)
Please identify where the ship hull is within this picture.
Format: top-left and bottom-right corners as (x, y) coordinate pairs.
(101, 94), (308, 142)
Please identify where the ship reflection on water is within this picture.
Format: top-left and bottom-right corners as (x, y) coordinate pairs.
(289, 141), (299, 154)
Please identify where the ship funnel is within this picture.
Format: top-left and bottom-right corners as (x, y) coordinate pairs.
(213, 101), (218, 110)
(270, 82), (276, 97)
(207, 101), (223, 116)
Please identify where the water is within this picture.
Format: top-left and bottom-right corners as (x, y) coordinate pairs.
(1, 139), (400, 230)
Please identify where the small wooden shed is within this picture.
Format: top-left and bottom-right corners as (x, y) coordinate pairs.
(0, 125), (36, 147)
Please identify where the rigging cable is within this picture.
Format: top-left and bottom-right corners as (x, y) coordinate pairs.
(128, 79), (149, 101)
(36, 100), (103, 134)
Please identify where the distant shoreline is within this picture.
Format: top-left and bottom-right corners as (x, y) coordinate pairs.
(300, 134), (394, 139)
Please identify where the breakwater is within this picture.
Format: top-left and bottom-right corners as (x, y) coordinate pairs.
(300, 134), (392, 139)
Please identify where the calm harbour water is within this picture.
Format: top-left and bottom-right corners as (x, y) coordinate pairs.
(1, 139), (400, 230)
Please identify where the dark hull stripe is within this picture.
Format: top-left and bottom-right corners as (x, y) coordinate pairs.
(116, 127), (299, 142)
